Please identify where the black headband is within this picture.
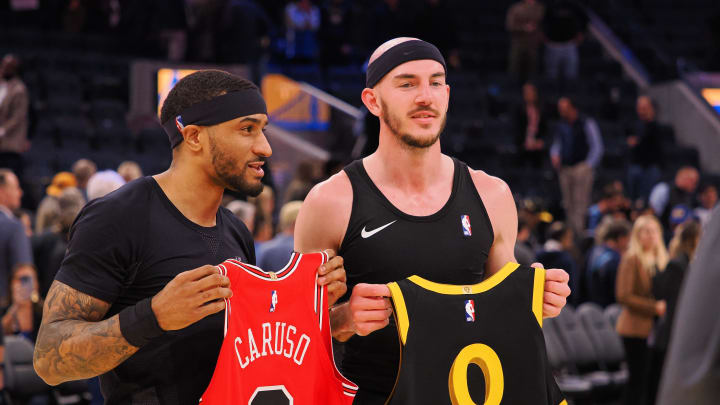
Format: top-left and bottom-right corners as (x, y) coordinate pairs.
(162, 89), (268, 148)
(365, 40), (447, 88)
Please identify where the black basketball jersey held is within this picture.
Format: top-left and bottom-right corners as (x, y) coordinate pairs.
(338, 157), (494, 397)
(387, 263), (566, 405)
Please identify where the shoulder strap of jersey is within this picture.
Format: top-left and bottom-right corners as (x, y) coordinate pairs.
(225, 252), (302, 281)
(532, 266), (545, 328)
(387, 281), (410, 346)
(314, 251), (329, 330)
(216, 263), (232, 337)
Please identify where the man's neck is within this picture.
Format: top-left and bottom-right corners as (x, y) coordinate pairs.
(0, 204), (12, 219)
(366, 131), (450, 192)
(153, 164), (224, 227)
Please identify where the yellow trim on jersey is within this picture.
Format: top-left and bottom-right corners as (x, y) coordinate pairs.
(387, 282), (410, 345)
(532, 267), (545, 328)
(407, 262), (521, 295)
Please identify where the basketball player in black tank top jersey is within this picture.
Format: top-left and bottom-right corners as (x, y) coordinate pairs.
(294, 37), (571, 403)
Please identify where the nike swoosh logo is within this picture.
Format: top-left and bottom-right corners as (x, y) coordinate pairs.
(361, 220), (397, 239)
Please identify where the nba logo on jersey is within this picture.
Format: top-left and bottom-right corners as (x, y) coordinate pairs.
(270, 290), (278, 312)
(464, 300), (475, 322)
(461, 215), (472, 236)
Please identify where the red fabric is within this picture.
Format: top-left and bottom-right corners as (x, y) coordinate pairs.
(200, 252), (357, 404)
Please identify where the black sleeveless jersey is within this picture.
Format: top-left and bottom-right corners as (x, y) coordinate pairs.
(387, 263), (566, 405)
(338, 157), (494, 398)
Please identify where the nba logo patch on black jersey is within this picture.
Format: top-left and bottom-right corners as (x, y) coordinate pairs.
(270, 290), (278, 312)
(461, 215), (472, 236)
(464, 300), (475, 322)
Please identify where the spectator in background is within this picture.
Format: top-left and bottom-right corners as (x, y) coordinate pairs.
(586, 218), (631, 307)
(514, 217), (536, 266)
(32, 187), (85, 297)
(514, 82), (548, 168)
(506, 0), (545, 81)
(1, 265), (43, 342)
(319, 0), (355, 67)
(226, 199), (256, 234)
(257, 200), (302, 271)
(694, 183), (717, 228)
(35, 171), (77, 234)
(0, 169), (33, 307)
(283, 161), (318, 204)
(626, 96), (665, 203)
(649, 166), (699, 231)
(616, 214), (668, 405)
(537, 221), (578, 302)
(153, 0), (187, 62)
(542, 0), (586, 81)
(16, 208), (33, 238)
(62, 0), (87, 33)
(648, 219), (702, 405)
(249, 185), (276, 246)
(72, 158), (97, 200)
(551, 97), (604, 236)
(0, 54), (29, 177)
(587, 182), (623, 234)
(117, 160), (143, 183)
(285, 0), (321, 62)
(217, 0), (273, 84)
(86, 169), (126, 201)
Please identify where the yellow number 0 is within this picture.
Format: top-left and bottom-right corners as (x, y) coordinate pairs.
(448, 344), (504, 405)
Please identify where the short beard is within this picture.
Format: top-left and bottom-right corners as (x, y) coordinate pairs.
(380, 99), (445, 149)
(209, 132), (264, 196)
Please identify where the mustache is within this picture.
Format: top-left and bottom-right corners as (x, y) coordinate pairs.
(407, 107), (440, 116)
(246, 156), (268, 164)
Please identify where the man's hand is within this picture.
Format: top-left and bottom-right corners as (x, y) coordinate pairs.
(316, 249), (347, 307)
(551, 155), (561, 170)
(151, 265), (232, 331)
(331, 283), (392, 341)
(531, 263), (570, 318)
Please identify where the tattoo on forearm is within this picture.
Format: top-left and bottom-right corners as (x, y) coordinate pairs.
(34, 282), (139, 383)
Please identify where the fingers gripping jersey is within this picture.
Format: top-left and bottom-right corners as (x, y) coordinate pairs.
(200, 252), (358, 404)
(386, 263), (566, 405)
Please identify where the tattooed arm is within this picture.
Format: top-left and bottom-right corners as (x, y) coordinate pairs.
(34, 265), (234, 385)
(33, 281), (138, 386)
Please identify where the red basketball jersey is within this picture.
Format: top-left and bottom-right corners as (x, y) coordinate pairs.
(200, 252), (357, 404)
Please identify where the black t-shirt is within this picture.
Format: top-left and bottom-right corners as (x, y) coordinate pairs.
(55, 177), (255, 405)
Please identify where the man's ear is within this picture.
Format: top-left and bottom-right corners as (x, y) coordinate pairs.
(181, 125), (203, 152)
(361, 88), (382, 117)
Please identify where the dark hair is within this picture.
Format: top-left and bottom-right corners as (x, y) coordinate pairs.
(672, 220), (702, 259)
(603, 220), (631, 242)
(547, 221), (570, 241)
(699, 182), (717, 194)
(160, 70), (259, 124)
(559, 96), (577, 109)
(600, 183), (620, 201)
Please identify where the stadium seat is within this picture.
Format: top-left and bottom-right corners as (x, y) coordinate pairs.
(576, 303), (628, 386)
(543, 317), (594, 398)
(3, 335), (51, 398)
(550, 307), (614, 389)
(604, 303), (622, 328)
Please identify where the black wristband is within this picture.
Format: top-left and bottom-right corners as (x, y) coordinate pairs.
(118, 298), (164, 347)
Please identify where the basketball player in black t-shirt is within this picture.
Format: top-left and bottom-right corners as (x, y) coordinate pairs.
(33, 70), (347, 405)
(294, 38), (571, 403)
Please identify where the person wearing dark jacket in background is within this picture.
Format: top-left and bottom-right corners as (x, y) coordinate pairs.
(626, 96), (666, 203)
(648, 220), (702, 405)
(514, 83), (548, 168)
